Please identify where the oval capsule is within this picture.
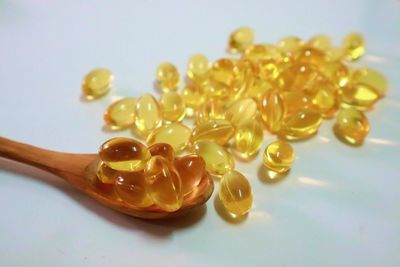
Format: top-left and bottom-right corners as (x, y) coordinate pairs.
(341, 83), (379, 109)
(96, 161), (120, 184)
(225, 98), (258, 126)
(281, 91), (310, 118)
(320, 61), (349, 88)
(259, 89), (284, 133)
(243, 44), (281, 62)
(334, 108), (369, 145)
(134, 94), (162, 137)
(280, 110), (322, 140)
(263, 140), (295, 173)
(191, 119), (235, 146)
(209, 58), (236, 86)
(187, 54), (209, 83)
(342, 32), (365, 61)
(82, 68), (113, 99)
(160, 91), (186, 122)
(174, 155), (206, 196)
(234, 120), (264, 159)
(156, 63), (180, 92)
(351, 68), (388, 96)
(228, 27), (255, 53)
(307, 34), (332, 51)
(196, 99), (226, 125)
(148, 143), (175, 162)
(104, 97), (136, 129)
(309, 80), (338, 118)
(179, 84), (205, 117)
(147, 122), (192, 152)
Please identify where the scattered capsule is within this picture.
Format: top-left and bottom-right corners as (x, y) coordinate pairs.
(263, 140), (295, 173)
(231, 59), (258, 100)
(341, 83), (379, 109)
(99, 137), (151, 172)
(228, 27), (255, 53)
(276, 36), (304, 58)
(193, 140), (234, 177)
(209, 58), (236, 86)
(104, 97), (136, 129)
(187, 54), (209, 83)
(295, 47), (327, 67)
(196, 99), (226, 125)
(148, 143), (175, 162)
(160, 91), (186, 122)
(342, 32), (365, 61)
(280, 110), (322, 140)
(247, 79), (274, 101)
(147, 122), (191, 152)
(320, 61), (349, 88)
(174, 155), (206, 196)
(351, 68), (388, 96)
(203, 78), (230, 100)
(134, 94), (162, 137)
(191, 119), (235, 146)
(96, 161), (120, 184)
(82, 68), (113, 99)
(259, 89), (284, 133)
(307, 34), (332, 51)
(243, 44), (281, 62)
(179, 84), (205, 117)
(334, 108), (369, 145)
(234, 120), (264, 159)
(281, 63), (320, 92)
(281, 91), (310, 118)
(144, 156), (183, 212)
(219, 170), (253, 216)
(156, 63), (180, 92)
(225, 98), (258, 126)
(309, 80), (338, 117)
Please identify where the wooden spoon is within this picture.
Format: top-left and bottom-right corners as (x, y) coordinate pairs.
(0, 137), (214, 219)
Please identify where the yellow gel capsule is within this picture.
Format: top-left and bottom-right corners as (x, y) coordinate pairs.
(281, 91), (310, 118)
(148, 143), (175, 162)
(193, 141), (234, 177)
(334, 108), (369, 145)
(115, 170), (153, 208)
(259, 89), (284, 133)
(243, 44), (281, 62)
(209, 58), (236, 86)
(202, 78), (230, 100)
(187, 54), (209, 83)
(280, 110), (322, 140)
(160, 91), (186, 122)
(231, 59), (258, 99)
(295, 47), (327, 67)
(225, 98), (258, 126)
(281, 63), (320, 92)
(234, 120), (264, 159)
(310, 80), (338, 118)
(99, 137), (151, 172)
(276, 36), (304, 58)
(179, 84), (205, 117)
(263, 140), (295, 173)
(96, 161), (120, 184)
(307, 34), (332, 51)
(82, 68), (113, 99)
(228, 26), (255, 53)
(258, 59), (280, 81)
(191, 119), (235, 146)
(219, 170), (253, 216)
(134, 94), (162, 137)
(104, 97), (136, 129)
(320, 61), (349, 88)
(342, 32), (365, 61)
(147, 122), (191, 152)
(341, 84), (379, 109)
(174, 155), (206, 196)
(156, 63), (180, 92)
(144, 156), (183, 212)
(351, 68), (389, 96)
(247, 79), (273, 101)
(196, 99), (226, 125)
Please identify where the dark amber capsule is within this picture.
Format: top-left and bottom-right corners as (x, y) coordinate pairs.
(174, 155), (206, 196)
(115, 171), (153, 208)
(96, 161), (120, 184)
(148, 143), (174, 162)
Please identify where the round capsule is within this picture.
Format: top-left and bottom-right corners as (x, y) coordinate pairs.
(193, 141), (234, 177)
(156, 63), (180, 92)
(351, 68), (388, 96)
(82, 68), (113, 99)
(187, 54), (209, 83)
(99, 137), (151, 172)
(280, 110), (322, 140)
(134, 94), (162, 137)
(209, 58), (236, 86)
(228, 27), (255, 53)
(144, 156), (183, 212)
(259, 89), (284, 133)
(174, 155), (206, 196)
(191, 119), (235, 146)
(96, 161), (120, 184)
(320, 61), (349, 88)
(179, 84), (205, 117)
(342, 32), (365, 61)
(234, 120), (264, 159)
(147, 122), (191, 152)
(196, 99), (226, 125)
(341, 83), (379, 109)
(334, 108), (369, 145)
(115, 170), (153, 208)
(160, 91), (186, 122)
(225, 98), (258, 126)
(148, 143), (174, 162)
(104, 97), (136, 129)
(243, 44), (281, 62)
(219, 170), (253, 216)
(263, 140), (295, 173)
(307, 34), (332, 51)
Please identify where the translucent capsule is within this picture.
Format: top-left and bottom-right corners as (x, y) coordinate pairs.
(307, 34), (332, 51)
(191, 119), (235, 146)
(295, 47), (327, 67)
(193, 141), (234, 177)
(219, 170), (253, 216)
(325, 47), (345, 62)
(281, 63), (320, 92)
(115, 170), (154, 208)
(147, 122), (191, 152)
(160, 91), (186, 122)
(228, 27), (255, 53)
(263, 140), (295, 173)
(225, 98), (258, 126)
(259, 89), (284, 133)
(82, 68), (113, 99)
(202, 78), (230, 100)
(258, 59), (280, 81)
(174, 155), (206, 196)
(179, 84), (205, 117)
(156, 63), (180, 92)
(187, 54), (209, 83)
(134, 94), (162, 137)
(231, 59), (258, 100)
(196, 99), (226, 125)
(334, 108), (369, 145)
(144, 156), (183, 212)
(104, 97), (136, 129)
(234, 120), (264, 159)
(309, 80), (338, 117)
(148, 143), (174, 162)
(276, 36), (304, 57)
(209, 58), (236, 86)
(351, 68), (388, 96)
(99, 137), (151, 172)
(342, 32), (365, 61)
(281, 91), (310, 118)
(341, 84), (379, 109)
(320, 61), (349, 88)
(96, 161), (120, 184)
(280, 110), (322, 140)
(243, 44), (281, 62)
(247, 79), (273, 101)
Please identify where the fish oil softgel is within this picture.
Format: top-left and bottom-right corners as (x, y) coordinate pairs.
(104, 97), (137, 129)
(82, 68), (113, 99)
(187, 54), (209, 83)
(147, 122), (192, 152)
(234, 120), (263, 159)
(160, 91), (186, 122)
(156, 63), (180, 92)
(148, 143), (175, 162)
(174, 155), (206, 196)
(263, 140), (295, 173)
(334, 108), (369, 145)
(134, 94), (162, 137)
(228, 27), (254, 53)
(191, 119), (235, 146)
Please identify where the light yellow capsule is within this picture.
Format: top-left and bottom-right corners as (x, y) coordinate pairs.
(281, 91), (310, 118)
(320, 61), (349, 88)
(341, 84), (380, 110)
(196, 99), (226, 125)
(104, 97), (136, 129)
(160, 91), (186, 122)
(191, 119), (235, 146)
(259, 89), (284, 133)
(156, 63), (180, 92)
(351, 68), (388, 96)
(179, 83), (205, 117)
(234, 120), (264, 159)
(325, 47), (345, 62)
(147, 122), (191, 152)
(209, 58), (236, 86)
(202, 78), (230, 100)
(258, 59), (280, 81)
(247, 79), (273, 101)
(310, 80), (338, 118)
(82, 68), (113, 99)
(280, 110), (322, 140)
(342, 32), (365, 61)
(334, 108), (369, 145)
(225, 98), (258, 126)
(231, 59), (258, 100)
(187, 54), (209, 83)
(134, 94), (162, 137)
(219, 170), (253, 216)
(276, 36), (304, 59)
(307, 34), (332, 51)
(263, 140), (295, 173)
(280, 63), (320, 92)
(193, 141), (234, 177)
(295, 47), (327, 67)
(228, 27), (255, 53)
(243, 44), (281, 62)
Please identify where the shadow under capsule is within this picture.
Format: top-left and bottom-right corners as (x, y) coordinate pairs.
(213, 194), (248, 224)
(257, 164), (289, 184)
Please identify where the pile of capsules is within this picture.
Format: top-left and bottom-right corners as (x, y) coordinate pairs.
(82, 27), (388, 217)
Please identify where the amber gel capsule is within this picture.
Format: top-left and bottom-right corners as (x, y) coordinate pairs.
(148, 143), (174, 162)
(334, 108), (369, 145)
(82, 68), (113, 99)
(99, 137), (151, 172)
(147, 122), (192, 152)
(228, 27), (255, 53)
(104, 97), (136, 129)
(145, 156), (183, 212)
(156, 63), (180, 92)
(96, 161), (120, 184)
(174, 155), (206, 196)
(134, 94), (162, 137)
(263, 140), (295, 173)
(115, 170), (153, 208)
(219, 170), (253, 216)
(191, 119), (235, 146)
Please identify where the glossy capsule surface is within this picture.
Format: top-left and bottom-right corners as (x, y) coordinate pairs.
(225, 98), (258, 126)
(310, 80), (338, 117)
(96, 161), (120, 184)
(193, 141), (234, 177)
(320, 61), (349, 88)
(156, 63), (180, 92)
(99, 137), (151, 172)
(82, 68), (113, 99)
(160, 91), (186, 122)
(243, 44), (281, 62)
(234, 120), (264, 159)
(115, 170), (153, 208)
(342, 32), (365, 61)
(187, 54), (209, 82)
(307, 34), (332, 51)
(191, 119), (235, 146)
(351, 68), (388, 96)
(144, 156), (183, 212)
(179, 84), (205, 117)
(280, 110), (322, 140)
(134, 94), (162, 137)
(281, 91), (310, 118)
(341, 83), (379, 109)
(148, 143), (174, 162)
(259, 89), (284, 133)
(104, 97), (136, 129)
(174, 155), (206, 196)
(209, 58), (236, 86)
(219, 170), (253, 216)
(263, 140), (295, 173)
(196, 99), (226, 125)
(228, 27), (254, 53)
(147, 122), (191, 152)
(334, 108), (369, 145)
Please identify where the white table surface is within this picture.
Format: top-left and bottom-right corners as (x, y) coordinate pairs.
(1, 1), (399, 266)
